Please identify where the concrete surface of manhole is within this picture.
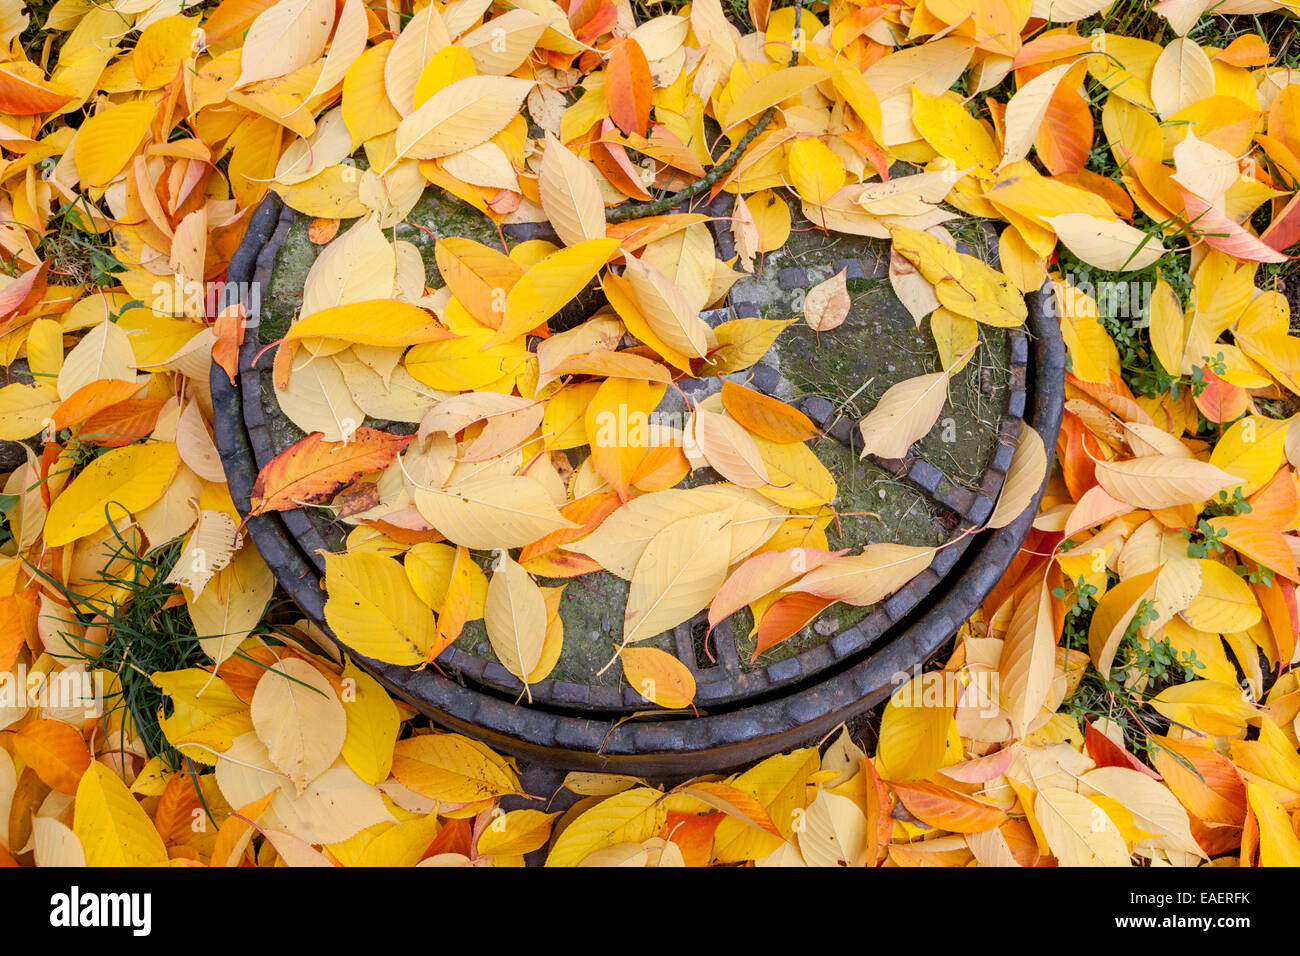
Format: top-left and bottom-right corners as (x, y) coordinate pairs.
(214, 185), (1064, 775)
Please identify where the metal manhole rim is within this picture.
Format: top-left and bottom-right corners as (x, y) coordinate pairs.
(213, 190), (1065, 775)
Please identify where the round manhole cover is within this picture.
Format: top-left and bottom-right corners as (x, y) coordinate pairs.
(215, 184), (1063, 774)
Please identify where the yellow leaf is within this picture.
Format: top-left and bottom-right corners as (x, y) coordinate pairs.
(1149, 679), (1257, 737)
(410, 475), (575, 550)
(495, 238), (620, 343)
(566, 484), (784, 578)
(1053, 279), (1121, 385)
(323, 551), (437, 665)
(876, 674), (952, 782)
(73, 99), (157, 187)
(339, 662), (400, 785)
(287, 300), (452, 347)
(784, 543), (933, 606)
(621, 646), (696, 709)
(911, 87), (999, 180)
(1208, 415), (1287, 497)
(857, 362), (967, 460)
(477, 809), (559, 856)
(74, 762), (168, 867)
(1247, 781), (1300, 866)
(1094, 455), (1240, 510)
(998, 574), (1056, 735)
(234, 0), (334, 88)
(359, 813), (441, 867)
(787, 137), (846, 206)
(404, 542), (487, 618)
(538, 132), (605, 247)
(393, 74), (534, 162)
(546, 787), (665, 867)
(1088, 567), (1160, 677)
(708, 317), (795, 374)
(1180, 559), (1261, 633)
(44, 442), (180, 546)
(391, 733), (521, 803)
(277, 165), (368, 219)
(752, 435), (837, 508)
(0, 381), (60, 441)
(622, 255), (713, 358)
(342, 40), (402, 149)
(798, 789), (870, 867)
(152, 669), (250, 765)
(720, 65), (831, 130)
(188, 543), (276, 666)
(484, 554), (548, 696)
(1147, 278), (1185, 377)
(988, 421), (1047, 528)
(689, 406), (771, 489)
(1048, 213), (1165, 271)
(1087, 35), (1162, 110)
(406, 328), (529, 391)
(712, 749), (811, 858)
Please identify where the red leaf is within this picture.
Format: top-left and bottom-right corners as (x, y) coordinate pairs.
(1084, 720), (1160, 779)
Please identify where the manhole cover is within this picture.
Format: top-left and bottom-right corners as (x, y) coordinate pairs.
(214, 185), (1064, 775)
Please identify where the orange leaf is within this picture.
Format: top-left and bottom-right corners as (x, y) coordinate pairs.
(680, 781), (781, 836)
(751, 591), (834, 661)
(50, 379), (142, 432)
(154, 771), (205, 845)
(79, 398), (166, 448)
(888, 780), (1006, 833)
(664, 811), (722, 867)
(428, 545), (474, 661)
(583, 377), (665, 501)
(630, 442), (690, 492)
(604, 38), (652, 137)
(0, 67), (73, 115)
(210, 791), (278, 867)
(1149, 734), (1246, 828)
(518, 492), (622, 563)
(0, 261), (48, 323)
(249, 427), (415, 515)
(1034, 85), (1091, 175)
(13, 720), (92, 795)
(591, 122), (654, 199)
(1253, 576), (1297, 668)
(212, 302), (246, 386)
(434, 238), (524, 329)
(720, 381), (818, 443)
(1246, 467), (1297, 526)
